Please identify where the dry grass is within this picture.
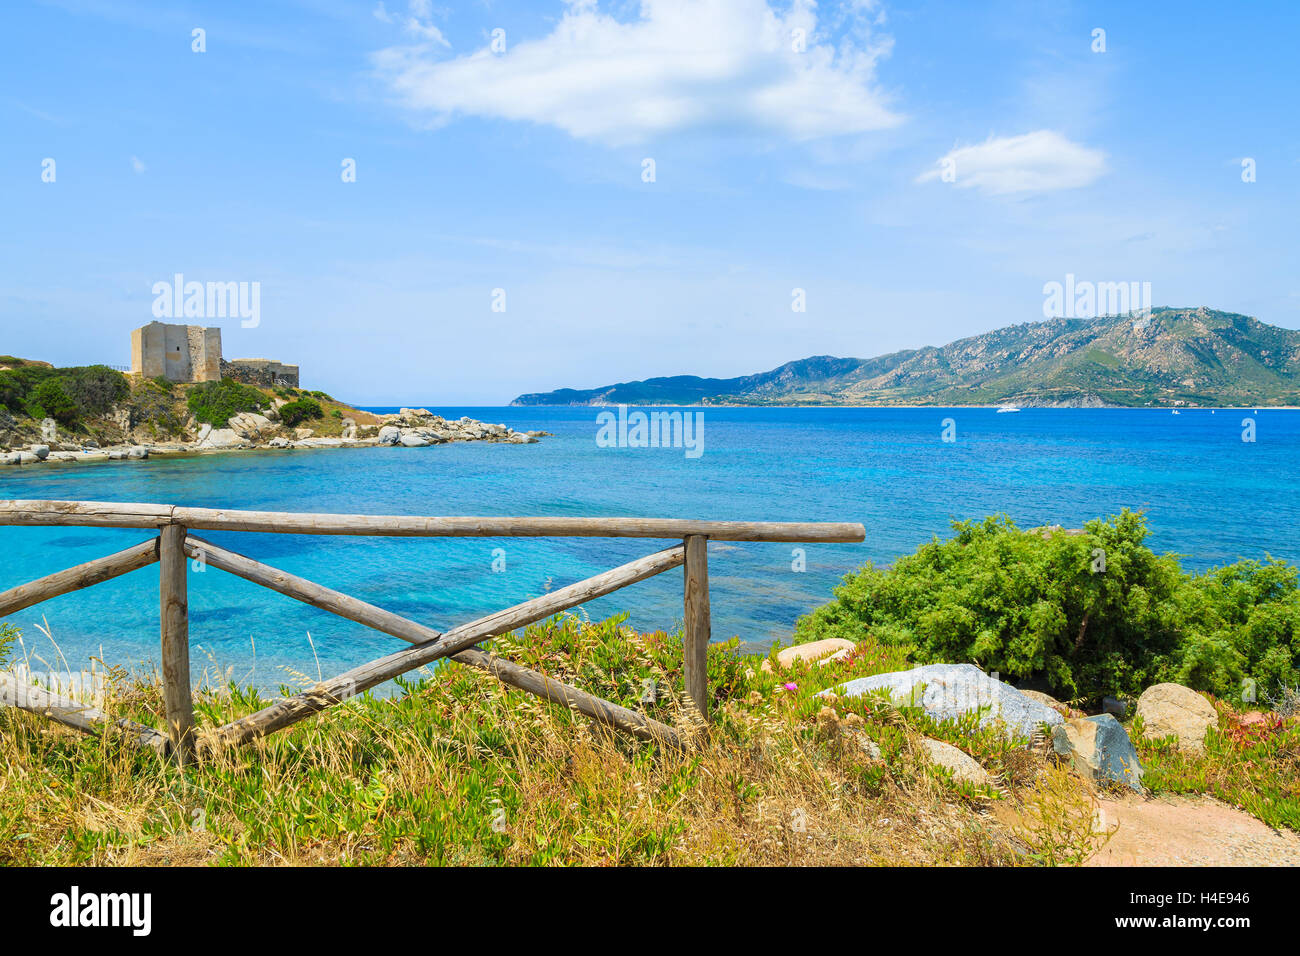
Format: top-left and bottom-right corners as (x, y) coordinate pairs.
(0, 616), (1131, 866)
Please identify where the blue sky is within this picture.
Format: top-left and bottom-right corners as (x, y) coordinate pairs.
(3, 0), (1298, 404)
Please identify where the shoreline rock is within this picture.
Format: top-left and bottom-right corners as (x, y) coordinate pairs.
(0, 409), (543, 466)
(376, 409), (539, 448)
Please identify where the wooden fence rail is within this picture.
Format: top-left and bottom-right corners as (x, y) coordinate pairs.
(0, 500), (864, 762)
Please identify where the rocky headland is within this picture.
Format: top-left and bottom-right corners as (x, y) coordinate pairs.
(2, 404), (545, 467)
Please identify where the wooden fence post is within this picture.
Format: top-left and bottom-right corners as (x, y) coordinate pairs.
(682, 534), (711, 722)
(159, 524), (194, 762)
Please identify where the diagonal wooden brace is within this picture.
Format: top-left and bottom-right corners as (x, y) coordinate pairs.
(182, 535), (686, 750)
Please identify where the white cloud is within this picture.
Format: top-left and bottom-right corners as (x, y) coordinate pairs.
(374, 0), (449, 47)
(372, 0), (901, 145)
(917, 130), (1107, 196)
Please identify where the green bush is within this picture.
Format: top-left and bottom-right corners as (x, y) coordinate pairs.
(0, 364), (128, 426)
(60, 365), (129, 415)
(29, 378), (80, 425)
(796, 510), (1300, 704)
(128, 378), (183, 439)
(0, 367), (48, 413)
(1176, 559), (1300, 697)
(187, 379), (266, 426)
(278, 397), (323, 428)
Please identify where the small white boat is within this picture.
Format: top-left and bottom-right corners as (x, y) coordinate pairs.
(1172, 409), (1180, 415)
(996, 404), (1021, 414)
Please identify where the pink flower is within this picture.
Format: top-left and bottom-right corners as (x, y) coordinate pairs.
(783, 682), (798, 692)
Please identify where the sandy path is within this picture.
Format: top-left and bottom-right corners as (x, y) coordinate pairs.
(1085, 793), (1300, 866)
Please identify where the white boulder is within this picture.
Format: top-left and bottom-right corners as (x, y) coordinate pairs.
(228, 412), (275, 440)
(824, 663), (1064, 740)
(197, 428), (248, 450)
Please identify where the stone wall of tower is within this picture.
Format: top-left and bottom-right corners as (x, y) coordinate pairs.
(185, 325), (222, 382)
(132, 322), (297, 387)
(222, 358), (300, 388)
(131, 321), (224, 383)
(130, 325), (165, 379)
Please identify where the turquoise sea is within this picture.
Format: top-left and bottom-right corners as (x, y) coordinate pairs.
(1, 406), (1296, 690)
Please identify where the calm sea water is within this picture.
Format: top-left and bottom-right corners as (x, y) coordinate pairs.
(1, 407), (1296, 689)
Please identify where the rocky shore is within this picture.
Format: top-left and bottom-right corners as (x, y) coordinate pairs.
(1, 407), (547, 466)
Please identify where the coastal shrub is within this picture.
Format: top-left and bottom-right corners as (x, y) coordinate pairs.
(59, 365), (129, 416)
(128, 378), (183, 439)
(278, 397), (322, 428)
(187, 379), (265, 426)
(29, 377), (80, 425)
(1175, 559), (1300, 696)
(795, 510), (1300, 703)
(0, 364), (128, 426)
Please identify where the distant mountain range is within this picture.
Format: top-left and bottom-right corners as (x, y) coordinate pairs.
(512, 308), (1300, 408)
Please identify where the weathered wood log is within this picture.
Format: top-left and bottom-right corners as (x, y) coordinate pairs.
(180, 535), (683, 748)
(0, 671), (168, 755)
(202, 544), (687, 748)
(0, 538), (160, 618)
(159, 525), (194, 763)
(184, 535), (443, 645)
(0, 500), (173, 529)
(172, 508), (864, 542)
(454, 647), (683, 748)
(682, 535), (711, 721)
(0, 498), (865, 757)
(0, 500), (865, 542)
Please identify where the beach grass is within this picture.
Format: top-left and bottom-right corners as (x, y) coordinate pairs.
(0, 616), (1294, 865)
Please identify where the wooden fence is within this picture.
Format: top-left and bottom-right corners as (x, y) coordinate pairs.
(0, 500), (864, 762)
